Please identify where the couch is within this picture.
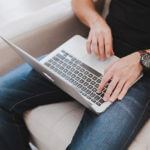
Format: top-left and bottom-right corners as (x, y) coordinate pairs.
(0, 0), (149, 150)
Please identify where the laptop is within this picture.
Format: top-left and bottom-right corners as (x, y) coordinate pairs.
(0, 35), (127, 114)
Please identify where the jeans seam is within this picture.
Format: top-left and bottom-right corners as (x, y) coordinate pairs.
(121, 100), (150, 150)
(9, 90), (60, 112)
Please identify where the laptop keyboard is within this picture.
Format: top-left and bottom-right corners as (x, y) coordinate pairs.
(44, 50), (109, 107)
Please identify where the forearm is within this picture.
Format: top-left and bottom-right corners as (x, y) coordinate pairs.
(72, 0), (103, 28)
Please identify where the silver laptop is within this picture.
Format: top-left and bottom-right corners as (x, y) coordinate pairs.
(0, 35), (131, 114)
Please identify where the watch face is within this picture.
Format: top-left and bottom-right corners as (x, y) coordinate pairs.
(141, 53), (150, 69)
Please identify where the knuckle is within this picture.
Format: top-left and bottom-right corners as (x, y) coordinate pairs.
(105, 42), (111, 47)
(105, 28), (111, 34)
(87, 40), (91, 45)
(99, 45), (104, 50)
(93, 41), (97, 46)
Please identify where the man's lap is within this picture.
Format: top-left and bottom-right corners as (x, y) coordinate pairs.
(0, 54), (150, 150)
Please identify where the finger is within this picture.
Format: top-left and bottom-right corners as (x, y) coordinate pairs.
(103, 77), (119, 101)
(98, 71), (113, 93)
(98, 35), (105, 60)
(92, 36), (99, 58)
(86, 34), (92, 54)
(109, 79), (126, 102)
(104, 30), (113, 58)
(118, 81), (131, 100)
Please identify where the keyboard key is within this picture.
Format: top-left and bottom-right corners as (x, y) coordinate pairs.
(58, 60), (63, 64)
(66, 65), (71, 69)
(97, 79), (101, 83)
(80, 68), (85, 72)
(88, 74), (93, 78)
(95, 84), (99, 88)
(70, 68), (75, 72)
(48, 59), (53, 63)
(91, 81), (96, 85)
(82, 76), (87, 80)
(81, 87), (87, 91)
(75, 77), (80, 81)
(84, 71), (89, 75)
(93, 76), (97, 80)
(67, 71), (72, 76)
(83, 82), (88, 87)
(88, 85), (93, 89)
(69, 78), (74, 83)
(90, 93), (96, 97)
(99, 99), (104, 104)
(63, 69), (68, 73)
(81, 63), (101, 77)
(72, 63), (77, 67)
(86, 89), (91, 94)
(75, 60), (81, 65)
(62, 63), (68, 67)
(44, 62), (50, 67)
(95, 95), (100, 101)
(71, 74), (76, 78)
(76, 66), (81, 70)
(91, 99), (96, 103)
(56, 54), (65, 60)
(78, 73), (83, 77)
(50, 65), (54, 70)
(77, 84), (82, 88)
(64, 59), (69, 63)
(86, 78), (91, 82)
(53, 56), (59, 62)
(96, 102), (101, 106)
(92, 88), (97, 92)
(79, 79), (84, 84)
(101, 93), (104, 98)
(59, 66), (64, 70)
(74, 70), (79, 74)
(73, 81), (78, 86)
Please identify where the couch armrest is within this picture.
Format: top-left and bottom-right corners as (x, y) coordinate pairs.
(0, 0), (88, 76)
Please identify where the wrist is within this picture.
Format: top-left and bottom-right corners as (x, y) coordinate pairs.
(88, 13), (104, 28)
(133, 52), (143, 71)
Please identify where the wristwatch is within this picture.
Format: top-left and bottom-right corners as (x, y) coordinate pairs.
(139, 50), (150, 71)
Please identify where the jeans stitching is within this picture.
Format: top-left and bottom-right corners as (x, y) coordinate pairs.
(9, 90), (60, 112)
(121, 100), (150, 150)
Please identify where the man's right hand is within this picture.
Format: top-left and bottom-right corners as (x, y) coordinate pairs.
(86, 17), (114, 60)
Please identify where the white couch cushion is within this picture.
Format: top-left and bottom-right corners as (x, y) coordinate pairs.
(25, 101), (150, 150)
(25, 101), (85, 150)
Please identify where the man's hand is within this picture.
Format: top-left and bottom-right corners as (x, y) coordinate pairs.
(97, 52), (143, 102)
(72, 0), (114, 60)
(87, 17), (114, 60)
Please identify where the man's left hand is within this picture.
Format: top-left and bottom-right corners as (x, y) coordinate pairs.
(97, 52), (143, 102)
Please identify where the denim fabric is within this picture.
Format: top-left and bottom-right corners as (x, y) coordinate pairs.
(0, 46), (150, 150)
